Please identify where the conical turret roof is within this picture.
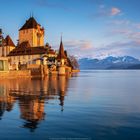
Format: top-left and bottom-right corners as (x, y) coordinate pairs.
(57, 38), (67, 60)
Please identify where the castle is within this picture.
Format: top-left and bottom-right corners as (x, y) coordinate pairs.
(0, 16), (78, 76)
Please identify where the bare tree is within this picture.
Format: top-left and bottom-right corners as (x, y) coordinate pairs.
(68, 55), (79, 70)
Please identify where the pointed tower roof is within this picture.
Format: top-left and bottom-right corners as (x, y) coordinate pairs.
(4, 35), (15, 46)
(19, 17), (39, 31)
(57, 37), (67, 60)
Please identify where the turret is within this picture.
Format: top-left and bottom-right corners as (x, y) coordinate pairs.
(19, 17), (44, 47)
(57, 37), (67, 66)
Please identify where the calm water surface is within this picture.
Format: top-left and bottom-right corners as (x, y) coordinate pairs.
(0, 70), (140, 140)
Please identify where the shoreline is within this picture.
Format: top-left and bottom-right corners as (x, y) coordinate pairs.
(0, 69), (80, 79)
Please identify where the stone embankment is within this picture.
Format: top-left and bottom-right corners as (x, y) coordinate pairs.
(0, 65), (79, 79)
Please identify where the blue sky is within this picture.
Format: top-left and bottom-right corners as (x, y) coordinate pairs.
(1, 0), (140, 58)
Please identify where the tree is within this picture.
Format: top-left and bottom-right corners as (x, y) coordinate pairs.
(68, 55), (79, 70)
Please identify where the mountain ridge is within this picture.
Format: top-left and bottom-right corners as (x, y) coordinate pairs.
(79, 56), (140, 69)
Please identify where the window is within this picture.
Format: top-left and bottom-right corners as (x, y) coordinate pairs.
(0, 60), (4, 70)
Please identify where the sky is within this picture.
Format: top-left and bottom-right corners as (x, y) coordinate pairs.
(1, 0), (140, 59)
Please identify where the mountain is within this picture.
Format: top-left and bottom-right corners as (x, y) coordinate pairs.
(79, 56), (140, 69)
(127, 64), (140, 69)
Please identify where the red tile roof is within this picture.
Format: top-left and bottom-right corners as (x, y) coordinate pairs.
(4, 35), (15, 46)
(19, 17), (39, 31)
(48, 49), (56, 55)
(8, 41), (48, 56)
(57, 40), (67, 60)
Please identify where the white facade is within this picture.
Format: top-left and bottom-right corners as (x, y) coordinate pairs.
(9, 54), (42, 65)
(0, 46), (15, 57)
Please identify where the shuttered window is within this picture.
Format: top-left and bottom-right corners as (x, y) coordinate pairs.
(0, 60), (4, 71)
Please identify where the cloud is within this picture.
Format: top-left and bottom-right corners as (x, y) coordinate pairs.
(54, 40), (93, 58)
(133, 23), (140, 29)
(101, 17), (140, 59)
(110, 7), (121, 16)
(108, 27), (140, 42)
(92, 40), (140, 59)
(64, 40), (93, 50)
(108, 19), (130, 26)
(62, 38), (140, 59)
(92, 6), (122, 18)
(109, 29), (131, 36)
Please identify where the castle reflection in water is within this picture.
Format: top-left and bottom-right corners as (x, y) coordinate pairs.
(0, 75), (71, 131)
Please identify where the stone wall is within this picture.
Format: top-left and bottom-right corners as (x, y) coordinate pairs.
(0, 46), (15, 57)
(27, 64), (40, 69)
(19, 29), (34, 46)
(0, 70), (31, 78)
(0, 65), (79, 79)
(19, 27), (44, 47)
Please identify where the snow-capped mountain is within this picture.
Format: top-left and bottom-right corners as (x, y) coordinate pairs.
(79, 56), (140, 69)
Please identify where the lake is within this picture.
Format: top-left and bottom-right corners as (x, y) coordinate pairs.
(0, 70), (140, 140)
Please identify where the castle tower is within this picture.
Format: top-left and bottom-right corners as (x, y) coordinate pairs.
(19, 17), (44, 47)
(4, 35), (15, 56)
(0, 34), (15, 57)
(57, 37), (68, 76)
(57, 37), (67, 66)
